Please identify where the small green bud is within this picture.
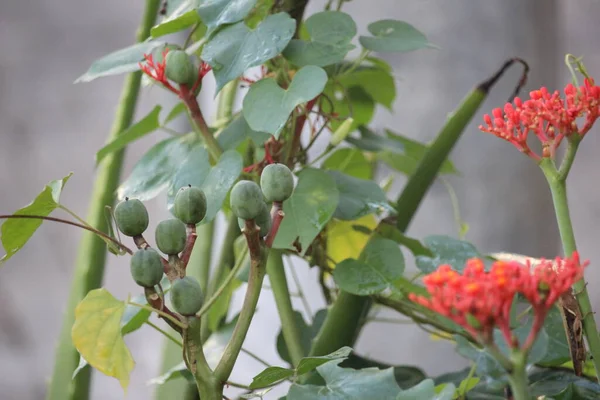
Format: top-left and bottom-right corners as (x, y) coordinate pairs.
(329, 117), (354, 147)
(130, 248), (164, 288)
(114, 198), (149, 237)
(173, 186), (207, 224)
(260, 163), (294, 202)
(170, 276), (204, 316)
(165, 50), (197, 86)
(230, 180), (264, 220)
(155, 218), (187, 255)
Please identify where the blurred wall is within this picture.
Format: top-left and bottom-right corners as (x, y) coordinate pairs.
(1, 0), (600, 399)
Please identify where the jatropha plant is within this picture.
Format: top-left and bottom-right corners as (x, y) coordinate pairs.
(2, 0), (600, 399)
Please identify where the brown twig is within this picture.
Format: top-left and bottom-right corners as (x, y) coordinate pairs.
(144, 286), (184, 334)
(0, 214), (133, 255)
(286, 97), (318, 168)
(180, 223), (198, 267)
(179, 85), (223, 160)
(265, 201), (284, 247)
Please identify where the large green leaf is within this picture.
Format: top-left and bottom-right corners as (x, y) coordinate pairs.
(166, 143), (211, 207)
(333, 237), (404, 296)
(147, 361), (193, 385)
(327, 171), (393, 220)
(538, 306), (571, 366)
(217, 115), (271, 150)
(322, 148), (372, 179)
(120, 293), (152, 335)
(75, 41), (164, 83)
(151, 0), (201, 38)
(377, 129), (458, 175)
(287, 359), (403, 399)
(277, 309), (328, 364)
(272, 168), (339, 255)
(528, 369), (600, 398)
(250, 367), (294, 389)
(345, 126), (404, 153)
(359, 20), (433, 53)
(198, 0), (258, 34)
(340, 354), (426, 390)
(1, 173), (72, 264)
(396, 379), (456, 400)
(323, 85), (375, 132)
(243, 65), (328, 137)
(96, 106), (162, 164)
(334, 64), (396, 109)
(415, 235), (481, 274)
(202, 12), (295, 92)
(72, 289), (134, 391)
(117, 137), (195, 201)
(283, 11), (356, 67)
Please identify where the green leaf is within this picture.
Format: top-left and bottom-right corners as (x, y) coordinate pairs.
(456, 377), (480, 396)
(120, 294), (151, 335)
(164, 103), (187, 124)
(240, 388), (273, 399)
(345, 126), (404, 153)
(340, 354), (426, 390)
(218, 115), (271, 150)
(117, 137), (194, 201)
(243, 65), (328, 137)
(72, 289), (134, 391)
(147, 361), (194, 385)
(250, 367), (294, 389)
(202, 13), (296, 92)
(166, 144), (211, 210)
(272, 168), (339, 255)
(335, 65), (396, 109)
(359, 20), (433, 53)
(454, 336), (505, 381)
(277, 310), (327, 364)
(322, 148), (372, 179)
(287, 359), (402, 399)
(0, 173), (72, 264)
(75, 41), (164, 83)
(296, 347), (353, 375)
(323, 86), (375, 132)
(377, 129), (458, 175)
(334, 237), (404, 296)
(327, 171), (393, 220)
(415, 235), (481, 274)
(376, 224), (433, 258)
(151, 1), (201, 38)
(396, 379), (455, 400)
(282, 11), (356, 67)
(198, 0), (258, 35)
(538, 305), (571, 366)
(550, 384), (590, 400)
(96, 106), (162, 164)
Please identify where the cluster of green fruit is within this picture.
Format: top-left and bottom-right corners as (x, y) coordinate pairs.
(230, 163), (295, 235)
(114, 185), (207, 316)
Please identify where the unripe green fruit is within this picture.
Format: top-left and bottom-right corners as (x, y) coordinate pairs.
(230, 180), (264, 220)
(260, 163), (294, 202)
(170, 276), (204, 316)
(114, 198), (149, 237)
(174, 186), (207, 224)
(155, 218), (187, 255)
(165, 50), (197, 86)
(238, 202), (271, 236)
(130, 248), (164, 288)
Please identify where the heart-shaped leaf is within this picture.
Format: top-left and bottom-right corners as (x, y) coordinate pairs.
(198, 0), (258, 35)
(217, 115), (271, 149)
(72, 289), (134, 391)
(359, 20), (433, 53)
(75, 41), (165, 83)
(202, 12), (296, 92)
(272, 168), (339, 255)
(335, 64), (396, 109)
(283, 11), (356, 67)
(1, 173), (72, 264)
(243, 65), (328, 137)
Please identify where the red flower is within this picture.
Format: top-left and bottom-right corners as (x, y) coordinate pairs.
(479, 79), (600, 160)
(409, 253), (586, 351)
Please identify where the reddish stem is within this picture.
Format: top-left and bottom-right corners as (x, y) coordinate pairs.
(286, 97), (318, 167)
(144, 286), (184, 334)
(265, 201), (284, 248)
(180, 224), (198, 267)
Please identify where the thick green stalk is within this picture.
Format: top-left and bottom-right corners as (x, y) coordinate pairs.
(186, 317), (223, 400)
(266, 249), (305, 366)
(216, 80), (238, 121)
(46, 2), (160, 399)
(507, 351), (531, 400)
(540, 157), (600, 377)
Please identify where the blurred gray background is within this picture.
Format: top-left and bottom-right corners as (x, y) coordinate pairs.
(2, 0), (600, 399)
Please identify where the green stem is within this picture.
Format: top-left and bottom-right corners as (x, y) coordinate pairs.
(145, 320), (183, 347)
(507, 351), (531, 400)
(186, 317), (222, 400)
(46, 2), (160, 399)
(217, 79), (238, 121)
(540, 158), (600, 377)
(266, 250), (305, 366)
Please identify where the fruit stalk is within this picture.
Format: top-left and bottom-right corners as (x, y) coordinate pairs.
(46, 2), (160, 399)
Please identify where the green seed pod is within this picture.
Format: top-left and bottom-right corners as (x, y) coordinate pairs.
(230, 180), (264, 220)
(238, 202), (271, 237)
(174, 186), (207, 224)
(170, 276), (204, 316)
(165, 50), (197, 86)
(260, 163), (294, 202)
(114, 198), (149, 237)
(155, 218), (187, 255)
(130, 248), (164, 288)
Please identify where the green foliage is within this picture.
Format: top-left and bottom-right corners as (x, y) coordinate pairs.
(217, 115), (271, 149)
(243, 65), (328, 136)
(0, 173), (71, 264)
(415, 235), (482, 273)
(395, 379), (455, 400)
(277, 310), (328, 364)
(327, 170), (393, 220)
(345, 126), (405, 153)
(332, 61), (396, 110)
(322, 148), (372, 179)
(283, 11), (356, 67)
(359, 20), (433, 53)
(197, 0), (258, 35)
(202, 12), (296, 92)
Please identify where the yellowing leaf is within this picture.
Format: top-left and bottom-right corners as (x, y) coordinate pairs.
(327, 215), (377, 268)
(72, 289), (135, 391)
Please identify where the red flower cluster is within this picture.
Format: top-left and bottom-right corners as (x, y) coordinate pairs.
(409, 253), (587, 351)
(139, 49), (211, 97)
(479, 79), (600, 159)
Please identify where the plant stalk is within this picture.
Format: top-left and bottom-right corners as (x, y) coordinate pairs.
(46, 2), (160, 399)
(266, 249), (305, 366)
(507, 351), (531, 400)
